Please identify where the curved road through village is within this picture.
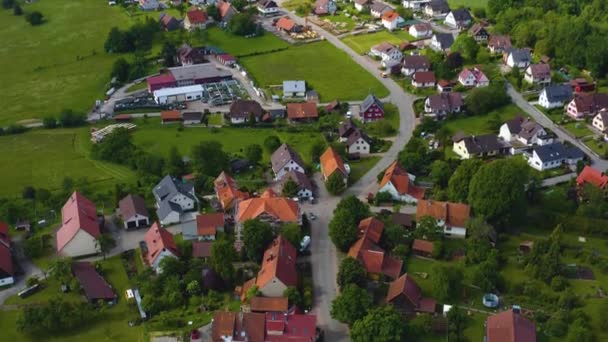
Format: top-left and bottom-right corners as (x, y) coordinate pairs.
(279, 10), (418, 341)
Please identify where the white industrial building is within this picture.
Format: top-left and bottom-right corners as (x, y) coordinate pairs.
(153, 85), (205, 104)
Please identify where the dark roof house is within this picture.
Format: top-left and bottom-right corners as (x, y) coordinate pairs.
(229, 100), (264, 122)
(72, 262), (116, 302)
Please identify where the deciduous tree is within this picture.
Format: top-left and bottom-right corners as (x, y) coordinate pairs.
(330, 284), (372, 325)
(337, 257), (366, 289)
(350, 306), (405, 342)
(242, 219), (274, 262)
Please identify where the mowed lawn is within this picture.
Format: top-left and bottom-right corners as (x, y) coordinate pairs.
(239, 41), (389, 101)
(0, 0), (137, 125)
(342, 30), (416, 55)
(132, 121), (325, 164)
(444, 104), (524, 136)
(0, 128), (136, 197)
(447, 0), (488, 8)
(192, 27), (289, 57)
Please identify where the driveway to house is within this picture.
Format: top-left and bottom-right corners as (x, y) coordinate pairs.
(506, 83), (608, 170)
(540, 172), (577, 187)
(0, 238), (43, 305)
(275, 7), (418, 340)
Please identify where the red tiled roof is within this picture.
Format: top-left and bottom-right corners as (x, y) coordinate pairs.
(418, 297), (437, 313)
(412, 239), (434, 254)
(119, 194), (149, 221)
(381, 11), (400, 22)
(379, 161), (424, 199)
(250, 296), (289, 312)
(0, 221), (10, 248)
(56, 192), (101, 253)
(320, 147), (347, 179)
(486, 310), (537, 342)
(212, 311), (236, 341)
(72, 261), (116, 301)
(386, 273), (421, 304)
(413, 71), (436, 83)
(357, 217), (384, 244)
(192, 241), (213, 258)
(286, 102), (318, 120)
(0, 243), (13, 277)
(276, 16), (296, 31)
(196, 213), (224, 236)
(114, 114), (132, 121)
(217, 0), (235, 18)
(214, 171), (249, 211)
(416, 200), (471, 227)
(577, 165), (608, 189)
(143, 222), (179, 266)
(236, 192), (299, 224)
(186, 8), (208, 24)
(147, 73), (175, 86)
(265, 313), (317, 341)
(256, 235), (298, 289)
(348, 237), (402, 279)
(161, 110), (182, 121)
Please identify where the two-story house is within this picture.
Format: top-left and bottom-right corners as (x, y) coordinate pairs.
(153, 175), (198, 226)
(370, 42), (403, 68)
(416, 200), (471, 238)
(270, 143), (306, 180)
(402, 55), (430, 76)
(524, 64), (551, 85)
(538, 85), (573, 109)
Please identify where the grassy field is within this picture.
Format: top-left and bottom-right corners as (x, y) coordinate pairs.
(239, 41), (389, 101)
(444, 104), (524, 136)
(348, 156), (381, 184)
(447, 0), (488, 8)
(583, 138), (608, 156)
(0, 128), (136, 197)
(562, 122), (593, 138)
(132, 119), (324, 164)
(192, 27), (289, 57)
(0, 0), (142, 125)
(342, 30), (416, 55)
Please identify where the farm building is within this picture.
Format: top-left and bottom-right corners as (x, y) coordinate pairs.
(147, 63), (232, 92)
(154, 85), (205, 104)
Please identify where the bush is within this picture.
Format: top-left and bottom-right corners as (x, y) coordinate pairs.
(25, 11), (44, 26)
(13, 3), (22, 15)
(42, 116), (57, 129)
(550, 276), (568, 291)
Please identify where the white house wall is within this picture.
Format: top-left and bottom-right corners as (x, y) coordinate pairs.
(61, 229), (99, 257)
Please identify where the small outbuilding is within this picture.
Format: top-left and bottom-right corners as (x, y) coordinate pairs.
(119, 194), (150, 230)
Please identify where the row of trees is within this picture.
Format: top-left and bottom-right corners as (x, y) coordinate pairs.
(104, 19), (158, 53)
(42, 109), (86, 129)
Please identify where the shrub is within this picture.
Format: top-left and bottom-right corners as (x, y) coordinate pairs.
(25, 11), (44, 26)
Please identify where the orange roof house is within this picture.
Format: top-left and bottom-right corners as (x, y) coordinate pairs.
(214, 172), (249, 211)
(196, 213), (225, 239)
(378, 161), (424, 203)
(357, 217), (384, 244)
(250, 296), (289, 313)
(236, 189), (300, 225)
(576, 165), (608, 190)
(286, 102), (318, 121)
(276, 16), (297, 32)
(348, 234), (402, 280)
(486, 309), (537, 342)
(241, 235), (298, 299)
(143, 222), (180, 272)
(412, 239), (434, 258)
(416, 200), (471, 238)
(160, 110), (182, 124)
(320, 147), (348, 182)
(386, 273), (436, 314)
(56, 192), (101, 257)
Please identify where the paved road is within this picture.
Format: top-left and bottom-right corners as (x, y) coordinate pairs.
(0, 238), (43, 305)
(540, 172), (576, 187)
(277, 7), (418, 341)
(506, 83), (608, 171)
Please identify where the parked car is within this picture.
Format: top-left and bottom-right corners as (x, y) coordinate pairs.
(300, 235), (311, 252)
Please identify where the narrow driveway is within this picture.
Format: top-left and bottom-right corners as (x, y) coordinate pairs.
(540, 172), (576, 187)
(506, 83), (608, 170)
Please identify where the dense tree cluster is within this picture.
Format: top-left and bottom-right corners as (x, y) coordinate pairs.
(227, 13), (258, 36)
(329, 196), (370, 251)
(104, 19), (158, 53)
(242, 219), (274, 262)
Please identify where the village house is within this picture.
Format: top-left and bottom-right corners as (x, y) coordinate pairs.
(0, 222), (14, 286)
(412, 71), (436, 88)
(402, 55), (430, 76)
(142, 223), (180, 273)
(412, 239), (434, 257)
(403, 0), (430, 9)
(527, 142), (584, 171)
(354, 0), (370, 11)
(381, 11), (405, 31)
(386, 273), (437, 314)
(408, 22), (432, 39)
(241, 235), (298, 298)
(453, 133), (509, 159)
(211, 311), (317, 341)
(286, 102), (319, 122)
(184, 8), (210, 31)
(182, 111), (203, 125)
(469, 23), (489, 42)
(72, 262), (117, 304)
(214, 171), (249, 212)
(118, 194), (150, 229)
(498, 116), (551, 148)
(56, 192), (101, 258)
(458, 67), (489, 87)
(283, 80), (306, 98)
(430, 33), (454, 52)
(217, 0), (237, 22)
(416, 200), (471, 238)
(592, 110), (608, 132)
(370, 42), (403, 68)
(217, 53), (237, 67)
(424, 0), (450, 18)
(436, 79), (452, 92)
(140, 0), (159, 10)
(271, 143), (306, 180)
(229, 99), (264, 124)
(152, 175), (198, 226)
(360, 94), (385, 122)
(275, 16), (302, 33)
(576, 165), (608, 191)
(424, 92), (464, 118)
(371, 2), (393, 17)
(236, 190), (300, 232)
(524, 64), (551, 85)
(338, 119), (357, 141)
(277, 170), (314, 198)
(488, 35), (512, 54)
(249, 296), (289, 314)
(357, 217), (384, 243)
(378, 161), (424, 202)
(176, 44), (207, 66)
(320, 147), (349, 183)
(538, 85), (573, 109)
(503, 48), (532, 69)
(159, 13), (180, 31)
(570, 78), (595, 93)
(566, 93), (608, 119)
(257, 0), (279, 16)
(348, 233), (402, 280)
(314, 0), (337, 15)
(486, 309), (537, 342)
(182, 213), (224, 241)
(192, 241), (213, 260)
(345, 129), (372, 156)
(445, 8), (472, 29)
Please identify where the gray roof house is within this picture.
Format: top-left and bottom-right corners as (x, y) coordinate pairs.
(431, 33), (454, 52)
(271, 143), (306, 180)
(283, 80), (306, 98)
(153, 176), (198, 226)
(277, 170), (314, 198)
(504, 48), (532, 69)
(539, 85), (573, 109)
(529, 142), (584, 171)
